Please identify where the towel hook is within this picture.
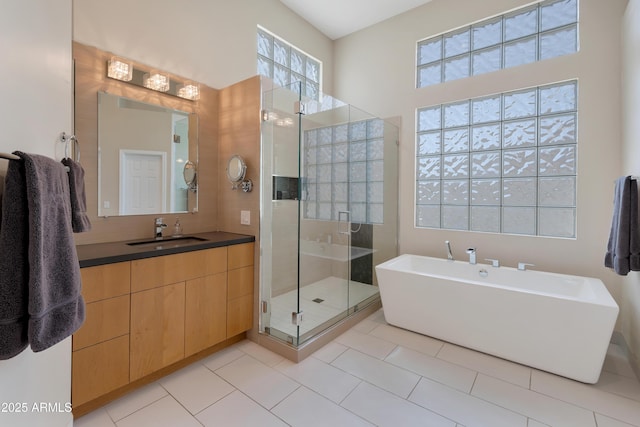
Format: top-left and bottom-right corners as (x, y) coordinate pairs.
(58, 132), (80, 162)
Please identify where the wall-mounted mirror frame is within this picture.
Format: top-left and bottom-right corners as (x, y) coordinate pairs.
(97, 91), (199, 216)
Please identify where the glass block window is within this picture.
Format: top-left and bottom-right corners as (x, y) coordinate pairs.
(257, 27), (321, 100)
(416, 80), (577, 237)
(305, 119), (385, 224)
(417, 0), (578, 88)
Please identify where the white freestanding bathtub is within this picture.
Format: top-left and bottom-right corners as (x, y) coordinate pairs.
(375, 254), (619, 383)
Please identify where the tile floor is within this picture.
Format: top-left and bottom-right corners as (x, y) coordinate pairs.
(75, 309), (640, 427)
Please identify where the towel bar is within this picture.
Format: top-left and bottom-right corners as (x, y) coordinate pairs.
(0, 152), (70, 173)
(0, 152), (20, 160)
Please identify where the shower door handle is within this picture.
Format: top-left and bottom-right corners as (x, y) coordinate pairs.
(338, 210), (351, 235)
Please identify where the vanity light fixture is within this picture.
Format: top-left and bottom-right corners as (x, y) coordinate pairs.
(107, 57), (133, 81)
(177, 82), (200, 101)
(105, 53), (200, 101)
(143, 71), (170, 92)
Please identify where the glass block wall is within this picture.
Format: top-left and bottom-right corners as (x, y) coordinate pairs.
(416, 80), (577, 237)
(417, 0), (578, 88)
(257, 27), (321, 100)
(305, 119), (385, 224)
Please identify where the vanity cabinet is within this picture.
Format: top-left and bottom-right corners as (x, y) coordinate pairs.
(72, 240), (254, 414)
(72, 262), (131, 407)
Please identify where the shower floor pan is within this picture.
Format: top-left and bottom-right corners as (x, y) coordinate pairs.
(268, 276), (379, 343)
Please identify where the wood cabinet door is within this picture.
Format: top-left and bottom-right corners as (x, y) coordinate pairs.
(130, 282), (185, 381)
(185, 273), (227, 357)
(227, 294), (253, 337)
(72, 335), (129, 407)
(228, 265), (253, 300)
(227, 243), (254, 338)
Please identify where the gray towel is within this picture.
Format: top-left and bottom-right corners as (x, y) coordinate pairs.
(0, 159), (30, 359)
(604, 176), (640, 275)
(0, 152), (85, 357)
(61, 158), (91, 233)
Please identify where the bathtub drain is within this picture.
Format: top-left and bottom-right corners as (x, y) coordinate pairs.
(312, 298), (324, 303)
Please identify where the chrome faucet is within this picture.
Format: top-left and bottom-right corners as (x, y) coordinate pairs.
(518, 262), (535, 271)
(154, 217), (167, 239)
(485, 258), (500, 267)
(445, 240), (454, 261)
(466, 247), (477, 265)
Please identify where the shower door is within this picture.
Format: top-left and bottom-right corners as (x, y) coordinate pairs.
(260, 82), (398, 347)
(260, 83), (352, 346)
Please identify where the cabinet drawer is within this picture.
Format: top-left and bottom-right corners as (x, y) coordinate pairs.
(73, 295), (130, 351)
(81, 262), (130, 303)
(131, 247), (227, 292)
(72, 335), (129, 407)
(228, 265), (253, 300)
(228, 242), (254, 270)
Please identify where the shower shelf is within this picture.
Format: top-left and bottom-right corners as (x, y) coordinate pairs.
(299, 240), (375, 262)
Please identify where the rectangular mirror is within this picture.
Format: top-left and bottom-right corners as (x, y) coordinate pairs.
(97, 92), (198, 216)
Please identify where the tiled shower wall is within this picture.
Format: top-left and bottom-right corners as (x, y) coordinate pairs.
(304, 119), (386, 225)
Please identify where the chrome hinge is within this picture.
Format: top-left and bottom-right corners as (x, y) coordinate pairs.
(294, 101), (305, 115)
(291, 311), (304, 326)
(261, 109), (270, 122)
(261, 300), (268, 313)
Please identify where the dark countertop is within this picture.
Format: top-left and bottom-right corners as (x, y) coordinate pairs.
(76, 231), (256, 268)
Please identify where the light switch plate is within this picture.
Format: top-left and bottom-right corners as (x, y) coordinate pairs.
(240, 210), (250, 225)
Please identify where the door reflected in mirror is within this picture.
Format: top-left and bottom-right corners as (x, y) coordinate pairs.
(97, 92), (198, 216)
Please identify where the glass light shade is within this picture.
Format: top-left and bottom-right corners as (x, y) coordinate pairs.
(107, 57), (133, 81)
(177, 82), (200, 100)
(143, 71), (170, 92)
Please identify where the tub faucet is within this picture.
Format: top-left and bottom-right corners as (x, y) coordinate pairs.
(154, 217), (167, 239)
(518, 262), (535, 271)
(445, 241), (454, 261)
(466, 247), (477, 265)
(485, 258), (500, 267)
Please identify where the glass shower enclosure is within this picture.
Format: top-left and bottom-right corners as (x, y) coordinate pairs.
(260, 81), (398, 347)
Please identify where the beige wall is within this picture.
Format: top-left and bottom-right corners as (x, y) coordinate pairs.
(334, 0), (626, 298)
(73, 42), (219, 245)
(73, 0), (334, 94)
(622, 0), (640, 375)
(217, 76), (262, 336)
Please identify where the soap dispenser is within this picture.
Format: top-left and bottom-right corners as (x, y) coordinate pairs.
(172, 218), (183, 237)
